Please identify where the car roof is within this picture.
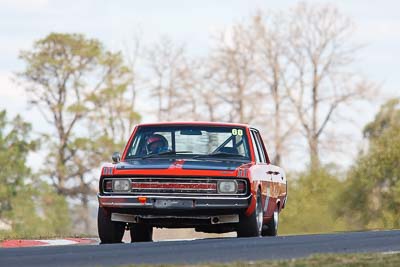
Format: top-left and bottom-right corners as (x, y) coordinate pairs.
(136, 121), (250, 128)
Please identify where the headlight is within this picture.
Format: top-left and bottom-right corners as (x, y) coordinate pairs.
(217, 180), (238, 194)
(112, 179), (131, 192)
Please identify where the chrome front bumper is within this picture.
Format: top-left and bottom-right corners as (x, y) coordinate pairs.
(97, 194), (251, 209)
(111, 213), (240, 224)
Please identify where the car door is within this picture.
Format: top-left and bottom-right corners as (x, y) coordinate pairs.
(249, 129), (271, 217)
(251, 129), (284, 218)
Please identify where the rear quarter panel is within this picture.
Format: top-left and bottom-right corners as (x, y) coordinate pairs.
(248, 164), (286, 219)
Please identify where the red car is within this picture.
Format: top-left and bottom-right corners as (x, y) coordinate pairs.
(97, 122), (287, 243)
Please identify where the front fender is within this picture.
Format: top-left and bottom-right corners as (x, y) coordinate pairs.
(244, 180), (261, 216)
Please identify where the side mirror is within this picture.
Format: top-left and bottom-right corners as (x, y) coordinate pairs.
(112, 152), (121, 164)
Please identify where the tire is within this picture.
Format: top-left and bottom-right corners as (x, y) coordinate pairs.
(262, 206), (279, 236)
(98, 207), (126, 244)
(130, 224), (153, 242)
(237, 189), (263, 238)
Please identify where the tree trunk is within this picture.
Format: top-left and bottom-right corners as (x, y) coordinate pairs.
(274, 100), (282, 166)
(309, 135), (320, 171)
(310, 65), (320, 170)
(81, 195), (90, 234)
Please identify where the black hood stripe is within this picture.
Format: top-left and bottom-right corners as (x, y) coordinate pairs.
(116, 159), (248, 171)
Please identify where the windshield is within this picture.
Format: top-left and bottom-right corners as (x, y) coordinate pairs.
(125, 125), (250, 160)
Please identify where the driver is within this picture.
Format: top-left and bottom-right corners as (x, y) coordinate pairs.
(146, 134), (169, 154)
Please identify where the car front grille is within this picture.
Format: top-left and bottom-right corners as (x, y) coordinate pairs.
(103, 177), (247, 196)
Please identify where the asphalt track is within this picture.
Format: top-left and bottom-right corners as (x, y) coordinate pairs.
(1, 230), (399, 267)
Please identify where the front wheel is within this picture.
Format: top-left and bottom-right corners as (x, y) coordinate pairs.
(237, 190), (263, 237)
(262, 207), (279, 236)
(98, 207), (126, 244)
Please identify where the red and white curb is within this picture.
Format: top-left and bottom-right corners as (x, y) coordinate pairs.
(1, 238), (98, 248)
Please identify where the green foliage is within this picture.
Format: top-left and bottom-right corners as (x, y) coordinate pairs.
(281, 99), (400, 234)
(126, 253), (400, 267)
(141, 252), (400, 267)
(6, 182), (71, 237)
(0, 110), (36, 217)
(0, 110), (70, 238)
(18, 32), (140, 208)
(19, 33), (102, 77)
(363, 98), (400, 140)
(18, 32), (142, 233)
(280, 167), (347, 234)
(338, 99), (400, 229)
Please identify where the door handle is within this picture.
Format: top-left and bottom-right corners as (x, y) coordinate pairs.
(266, 171), (280, 175)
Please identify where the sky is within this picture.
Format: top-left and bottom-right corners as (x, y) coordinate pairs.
(0, 0), (399, 170)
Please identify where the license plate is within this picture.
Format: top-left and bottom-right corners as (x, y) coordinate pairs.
(154, 199), (193, 208)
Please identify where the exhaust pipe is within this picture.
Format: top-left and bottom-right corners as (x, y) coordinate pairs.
(211, 215), (239, 224)
(212, 217), (219, 224)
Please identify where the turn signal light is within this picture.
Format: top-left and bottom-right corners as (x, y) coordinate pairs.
(138, 196), (147, 204)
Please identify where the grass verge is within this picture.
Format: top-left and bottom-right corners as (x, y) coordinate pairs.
(0, 230), (95, 241)
(121, 252), (400, 267)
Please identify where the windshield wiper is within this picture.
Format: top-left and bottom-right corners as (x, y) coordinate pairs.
(193, 152), (246, 159)
(141, 150), (192, 159)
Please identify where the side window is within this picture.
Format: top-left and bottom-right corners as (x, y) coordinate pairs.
(250, 131), (261, 163)
(128, 131), (145, 157)
(254, 131), (267, 163)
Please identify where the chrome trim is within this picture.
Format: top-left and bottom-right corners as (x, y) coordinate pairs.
(98, 193), (251, 208)
(131, 182), (216, 186)
(98, 193), (251, 200)
(111, 213), (137, 223)
(132, 188), (216, 192)
(100, 202), (153, 208)
(108, 192), (238, 196)
(102, 177), (248, 196)
(110, 213), (239, 224)
(211, 214), (239, 224)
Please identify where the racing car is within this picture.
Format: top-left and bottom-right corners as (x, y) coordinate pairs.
(97, 122), (287, 243)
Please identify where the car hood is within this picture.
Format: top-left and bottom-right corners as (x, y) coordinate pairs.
(115, 158), (249, 171)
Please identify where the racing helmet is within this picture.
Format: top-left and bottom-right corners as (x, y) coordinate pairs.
(146, 134), (168, 154)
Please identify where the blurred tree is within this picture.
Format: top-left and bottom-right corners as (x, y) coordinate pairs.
(338, 98), (400, 229)
(0, 110), (36, 221)
(0, 110), (70, 237)
(205, 3), (374, 168)
(8, 182), (71, 237)
(279, 167), (346, 234)
(250, 12), (296, 166)
(87, 51), (140, 142)
(207, 22), (260, 124)
(363, 98), (400, 140)
(124, 33), (144, 131)
(284, 3), (374, 170)
(18, 33), (139, 232)
(146, 37), (198, 121)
